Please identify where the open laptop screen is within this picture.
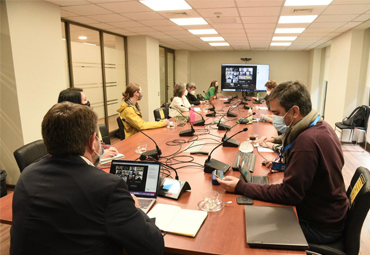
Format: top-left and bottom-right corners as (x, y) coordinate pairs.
(110, 160), (161, 198)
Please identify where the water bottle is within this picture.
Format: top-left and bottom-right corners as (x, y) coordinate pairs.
(190, 106), (195, 123)
(256, 92), (260, 101)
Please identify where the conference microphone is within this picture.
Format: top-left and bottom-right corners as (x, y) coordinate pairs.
(203, 91), (216, 112)
(217, 102), (241, 130)
(204, 127), (249, 173)
(121, 118), (162, 159)
(222, 123), (241, 147)
(238, 112), (256, 124)
(226, 100), (242, 117)
(180, 105), (205, 126)
(169, 106), (195, 136)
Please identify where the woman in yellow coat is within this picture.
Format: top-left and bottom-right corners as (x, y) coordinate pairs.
(117, 83), (169, 138)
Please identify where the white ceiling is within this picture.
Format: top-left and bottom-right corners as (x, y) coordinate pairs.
(48, 0), (370, 51)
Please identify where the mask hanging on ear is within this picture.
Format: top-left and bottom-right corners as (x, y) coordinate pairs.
(93, 137), (105, 166)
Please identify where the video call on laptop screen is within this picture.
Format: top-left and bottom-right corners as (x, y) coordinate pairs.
(111, 161), (160, 198)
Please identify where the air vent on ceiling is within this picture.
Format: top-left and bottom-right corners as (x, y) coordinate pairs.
(292, 8), (313, 14)
(167, 12), (188, 16)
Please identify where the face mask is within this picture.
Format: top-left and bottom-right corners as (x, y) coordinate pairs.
(184, 90), (188, 96)
(138, 92), (143, 100)
(272, 108), (293, 134)
(93, 136), (104, 166)
(84, 101), (91, 107)
(190, 90), (196, 95)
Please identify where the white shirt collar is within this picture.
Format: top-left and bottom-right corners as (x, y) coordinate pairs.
(79, 155), (95, 166)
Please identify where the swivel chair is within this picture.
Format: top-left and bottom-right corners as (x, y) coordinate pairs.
(13, 140), (49, 173)
(116, 117), (125, 140)
(306, 166), (370, 255)
(153, 107), (166, 121)
(99, 124), (111, 145)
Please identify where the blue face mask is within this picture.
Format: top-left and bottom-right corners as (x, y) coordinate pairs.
(272, 108), (293, 134)
(94, 136), (105, 166)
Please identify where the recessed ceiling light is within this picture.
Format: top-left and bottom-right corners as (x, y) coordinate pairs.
(270, 42), (291, 46)
(170, 18), (207, 26)
(275, 28), (305, 34)
(140, 0), (191, 11)
(279, 15), (318, 24)
(285, 0), (332, 6)
(189, 29), (218, 35)
(79, 36), (87, 40)
(272, 36), (297, 41)
(201, 37), (225, 42)
(209, 42), (229, 46)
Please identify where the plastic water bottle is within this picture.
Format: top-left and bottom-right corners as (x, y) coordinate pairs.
(190, 106), (195, 123)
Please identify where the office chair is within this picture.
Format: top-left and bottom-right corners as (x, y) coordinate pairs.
(306, 166), (370, 255)
(153, 107), (166, 121)
(161, 102), (170, 118)
(99, 124), (111, 145)
(116, 117), (125, 140)
(13, 140), (49, 173)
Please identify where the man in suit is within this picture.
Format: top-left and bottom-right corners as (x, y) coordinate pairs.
(10, 102), (164, 255)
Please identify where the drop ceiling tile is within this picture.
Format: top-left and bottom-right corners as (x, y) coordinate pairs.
(276, 23), (310, 28)
(236, 0), (284, 7)
(342, 21), (363, 27)
(217, 29), (246, 34)
(124, 26), (156, 33)
(247, 34), (273, 38)
(245, 28), (275, 34)
(87, 14), (129, 22)
(304, 27), (337, 33)
(181, 25), (214, 30)
(106, 28), (137, 36)
(196, 8), (239, 17)
(152, 26), (184, 31)
(65, 16), (101, 24)
(110, 21), (145, 28)
(163, 30), (191, 35)
(280, 6), (326, 16)
(159, 10), (203, 19)
(206, 17), (242, 25)
(88, 0), (132, 3)
(187, 0), (236, 9)
(309, 22), (346, 28)
(121, 12), (164, 20)
(46, 0), (90, 6)
(98, 1), (150, 13)
(142, 31), (166, 36)
(299, 32), (329, 36)
(91, 23), (117, 30)
(239, 7), (281, 16)
(269, 46), (288, 50)
(171, 34), (199, 39)
(211, 24), (244, 30)
(140, 19), (175, 26)
(332, 0), (370, 4)
(60, 10), (79, 17)
(244, 23), (276, 28)
(241, 16), (279, 24)
(323, 4), (370, 15)
(62, 4), (112, 15)
(353, 14), (370, 21)
(315, 14), (359, 22)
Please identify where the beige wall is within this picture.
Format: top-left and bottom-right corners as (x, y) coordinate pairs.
(1, 0), (66, 185)
(175, 50), (191, 84)
(188, 50), (310, 96)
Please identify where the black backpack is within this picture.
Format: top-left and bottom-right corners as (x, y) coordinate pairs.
(342, 105), (368, 128)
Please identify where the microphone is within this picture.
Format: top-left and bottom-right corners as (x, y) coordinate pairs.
(121, 118), (161, 159)
(238, 112), (256, 124)
(217, 102), (241, 130)
(204, 127), (249, 173)
(181, 105), (204, 126)
(222, 123), (241, 147)
(203, 90), (215, 112)
(169, 106), (195, 136)
(226, 100), (242, 117)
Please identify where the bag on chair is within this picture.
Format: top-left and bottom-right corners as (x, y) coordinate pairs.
(342, 105), (368, 127)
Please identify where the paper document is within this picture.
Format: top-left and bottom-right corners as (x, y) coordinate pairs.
(257, 147), (274, 153)
(100, 153), (125, 164)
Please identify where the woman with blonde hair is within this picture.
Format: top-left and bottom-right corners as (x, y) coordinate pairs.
(169, 83), (191, 117)
(204, 80), (218, 100)
(117, 83), (169, 138)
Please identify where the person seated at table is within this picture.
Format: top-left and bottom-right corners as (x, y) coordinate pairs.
(10, 102), (164, 255)
(258, 135), (282, 155)
(217, 81), (349, 244)
(117, 83), (169, 138)
(186, 82), (200, 105)
(169, 82), (191, 117)
(254, 80), (278, 123)
(204, 80), (218, 100)
(58, 88), (119, 159)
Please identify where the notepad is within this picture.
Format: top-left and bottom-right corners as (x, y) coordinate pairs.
(100, 153), (124, 164)
(147, 204), (207, 237)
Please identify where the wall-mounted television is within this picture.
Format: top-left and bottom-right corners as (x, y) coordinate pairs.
(221, 64), (270, 92)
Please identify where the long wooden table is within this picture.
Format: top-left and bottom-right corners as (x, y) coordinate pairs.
(0, 98), (305, 255)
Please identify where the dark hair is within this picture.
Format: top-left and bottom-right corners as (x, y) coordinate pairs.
(174, 83), (186, 97)
(265, 80), (277, 90)
(209, 80), (218, 96)
(122, 83), (140, 101)
(58, 88), (83, 104)
(42, 102), (98, 156)
(267, 81), (312, 116)
(186, 82), (196, 89)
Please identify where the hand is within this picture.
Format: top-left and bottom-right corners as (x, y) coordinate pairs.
(163, 119), (170, 125)
(258, 136), (274, 146)
(130, 194), (140, 208)
(103, 147), (118, 159)
(216, 176), (240, 193)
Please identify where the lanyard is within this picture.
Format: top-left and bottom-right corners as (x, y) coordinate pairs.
(279, 114), (321, 159)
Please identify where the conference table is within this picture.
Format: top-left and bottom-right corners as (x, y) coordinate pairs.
(0, 97), (305, 255)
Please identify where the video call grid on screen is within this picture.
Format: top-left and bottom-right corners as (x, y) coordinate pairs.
(221, 64), (270, 92)
(113, 162), (160, 197)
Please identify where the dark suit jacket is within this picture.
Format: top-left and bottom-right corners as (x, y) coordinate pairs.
(186, 93), (200, 105)
(10, 155), (164, 255)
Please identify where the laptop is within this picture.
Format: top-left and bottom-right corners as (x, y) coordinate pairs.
(110, 160), (161, 213)
(239, 160), (269, 185)
(245, 206), (308, 250)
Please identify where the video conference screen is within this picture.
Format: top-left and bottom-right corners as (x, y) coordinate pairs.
(221, 64), (270, 92)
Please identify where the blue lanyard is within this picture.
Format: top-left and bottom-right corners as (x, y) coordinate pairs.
(280, 114), (321, 157)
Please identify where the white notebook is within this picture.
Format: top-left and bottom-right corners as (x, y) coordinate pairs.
(148, 204), (207, 237)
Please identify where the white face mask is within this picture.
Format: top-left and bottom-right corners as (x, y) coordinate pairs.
(190, 90), (195, 95)
(272, 108), (293, 134)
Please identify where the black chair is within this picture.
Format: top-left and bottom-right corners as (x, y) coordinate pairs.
(99, 124), (111, 145)
(306, 166), (370, 255)
(13, 140), (49, 173)
(153, 107), (166, 121)
(161, 102), (170, 118)
(116, 117), (125, 140)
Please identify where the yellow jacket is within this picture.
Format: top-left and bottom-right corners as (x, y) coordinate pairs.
(117, 101), (167, 138)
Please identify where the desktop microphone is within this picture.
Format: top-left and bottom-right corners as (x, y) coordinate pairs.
(180, 105), (205, 126)
(169, 106), (195, 136)
(238, 112), (256, 124)
(121, 118), (162, 159)
(217, 102), (241, 130)
(222, 123), (242, 147)
(203, 91), (216, 112)
(204, 128), (249, 173)
(226, 100), (242, 117)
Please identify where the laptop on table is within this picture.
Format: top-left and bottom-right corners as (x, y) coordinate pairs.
(110, 160), (161, 213)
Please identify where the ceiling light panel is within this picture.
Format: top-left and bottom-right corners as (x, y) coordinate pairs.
(271, 42), (292, 46)
(209, 42), (230, 46)
(201, 37), (225, 41)
(140, 0), (192, 11)
(171, 18), (208, 25)
(279, 15), (318, 23)
(189, 29), (218, 35)
(272, 36), (297, 41)
(284, 0), (332, 6)
(275, 28), (305, 33)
